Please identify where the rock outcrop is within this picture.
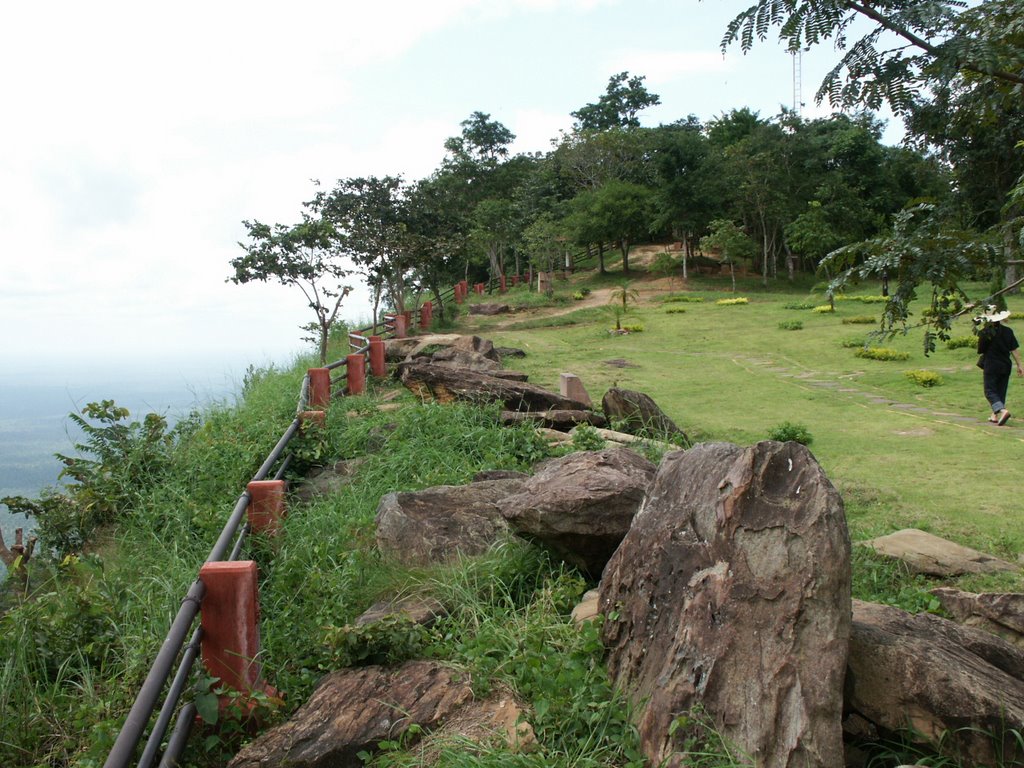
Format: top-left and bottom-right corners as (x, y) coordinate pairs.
(375, 478), (524, 566)
(600, 441), (851, 768)
(846, 600), (1024, 766)
(860, 528), (1017, 576)
(930, 587), (1024, 648)
(600, 387), (688, 445)
(498, 447), (656, 576)
(398, 361), (587, 412)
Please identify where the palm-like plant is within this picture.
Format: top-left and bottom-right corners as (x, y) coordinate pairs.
(608, 281), (640, 330)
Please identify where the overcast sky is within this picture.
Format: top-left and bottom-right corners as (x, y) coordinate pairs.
(0, 0), (899, 383)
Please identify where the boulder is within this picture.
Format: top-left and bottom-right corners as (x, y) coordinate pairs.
(846, 600), (1024, 766)
(375, 478), (524, 566)
(227, 661), (473, 768)
(600, 441), (851, 768)
(498, 447), (656, 576)
(468, 303), (511, 316)
(930, 588), (1024, 648)
(293, 458), (367, 503)
(495, 346), (526, 359)
(472, 469), (529, 482)
(499, 410), (608, 431)
(860, 529), (1017, 576)
(422, 346), (502, 373)
(600, 387), (688, 445)
(398, 361), (587, 412)
(451, 335), (501, 361)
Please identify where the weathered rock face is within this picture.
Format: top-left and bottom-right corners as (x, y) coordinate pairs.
(375, 478), (524, 566)
(600, 441), (851, 768)
(847, 600), (1024, 767)
(451, 335), (501, 362)
(468, 303), (510, 315)
(421, 346), (502, 373)
(600, 387), (688, 445)
(498, 448), (656, 576)
(931, 587), (1024, 648)
(227, 661), (474, 768)
(398, 361), (587, 412)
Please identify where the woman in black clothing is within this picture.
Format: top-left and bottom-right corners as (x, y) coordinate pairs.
(977, 307), (1023, 425)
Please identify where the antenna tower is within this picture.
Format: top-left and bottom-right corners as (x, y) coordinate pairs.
(791, 48), (803, 116)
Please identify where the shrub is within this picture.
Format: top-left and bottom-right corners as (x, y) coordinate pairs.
(767, 422), (813, 445)
(778, 320), (803, 331)
(572, 291), (585, 301)
(856, 295), (888, 303)
(842, 316), (876, 324)
(782, 301), (815, 310)
(716, 297), (748, 306)
(812, 304), (835, 313)
(663, 294), (705, 303)
(1010, 312), (1024, 320)
(621, 323), (645, 332)
(855, 347), (911, 361)
(572, 425), (606, 451)
(841, 337), (868, 348)
(905, 370), (943, 387)
(666, 307), (687, 314)
(946, 336), (976, 350)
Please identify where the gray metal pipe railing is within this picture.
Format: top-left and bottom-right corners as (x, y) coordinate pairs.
(106, 317), (403, 767)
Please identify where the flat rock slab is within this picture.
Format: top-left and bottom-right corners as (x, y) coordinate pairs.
(399, 361), (586, 412)
(861, 529), (1017, 576)
(500, 409), (607, 431)
(468, 303), (511, 315)
(228, 661), (474, 768)
(931, 587), (1024, 648)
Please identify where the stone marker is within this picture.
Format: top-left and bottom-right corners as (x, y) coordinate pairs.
(559, 373), (592, 409)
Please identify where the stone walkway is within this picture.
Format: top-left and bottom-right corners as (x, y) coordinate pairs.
(731, 354), (1024, 441)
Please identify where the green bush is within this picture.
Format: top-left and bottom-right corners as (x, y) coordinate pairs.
(855, 347), (911, 361)
(946, 336), (976, 349)
(621, 323), (645, 332)
(842, 316), (876, 324)
(666, 307), (687, 314)
(782, 301), (815, 310)
(716, 297), (748, 306)
(572, 291), (586, 301)
(812, 304), (835, 314)
(778, 320), (803, 331)
(663, 294), (705, 303)
(905, 370), (943, 387)
(572, 425), (606, 451)
(767, 422), (813, 445)
(841, 337), (868, 348)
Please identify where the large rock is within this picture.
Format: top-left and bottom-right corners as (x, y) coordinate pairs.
(860, 528), (1017, 576)
(398, 361), (587, 412)
(293, 458), (367, 503)
(451, 335), (500, 362)
(600, 387), (688, 445)
(421, 346), (502, 373)
(375, 478), (524, 566)
(931, 587), (1024, 648)
(227, 661), (473, 768)
(600, 441), (851, 768)
(498, 447), (656, 576)
(468, 303), (510, 316)
(847, 600), (1024, 766)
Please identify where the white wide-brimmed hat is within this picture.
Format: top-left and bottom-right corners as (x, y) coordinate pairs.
(983, 306), (1012, 323)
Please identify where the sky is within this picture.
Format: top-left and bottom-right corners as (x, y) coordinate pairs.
(0, 0), (902, 384)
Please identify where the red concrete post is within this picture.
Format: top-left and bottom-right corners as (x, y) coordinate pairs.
(346, 353), (366, 395)
(246, 480), (287, 536)
(394, 314), (408, 338)
(299, 410), (326, 431)
(419, 302), (432, 330)
(454, 284), (463, 304)
(369, 335), (386, 377)
(460, 279), (469, 298)
(199, 561), (267, 695)
(499, 275), (507, 293)
(402, 310), (413, 332)
(307, 368), (331, 409)
(511, 274), (519, 286)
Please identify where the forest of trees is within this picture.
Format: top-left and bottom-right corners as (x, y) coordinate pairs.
(232, 0), (1024, 356)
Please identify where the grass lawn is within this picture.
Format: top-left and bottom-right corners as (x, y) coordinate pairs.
(462, 269), (1024, 587)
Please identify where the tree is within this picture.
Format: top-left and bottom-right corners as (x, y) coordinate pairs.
(721, 0), (1024, 115)
(572, 72), (661, 131)
(608, 281), (640, 330)
(700, 219), (757, 292)
(321, 176), (413, 316)
(231, 194), (352, 365)
(568, 180), (654, 274)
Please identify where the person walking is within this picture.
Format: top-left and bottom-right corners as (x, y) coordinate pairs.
(977, 306), (1023, 425)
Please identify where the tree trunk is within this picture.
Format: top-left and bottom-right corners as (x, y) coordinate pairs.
(598, 242), (606, 274)
(730, 261), (737, 293)
(620, 239), (630, 274)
